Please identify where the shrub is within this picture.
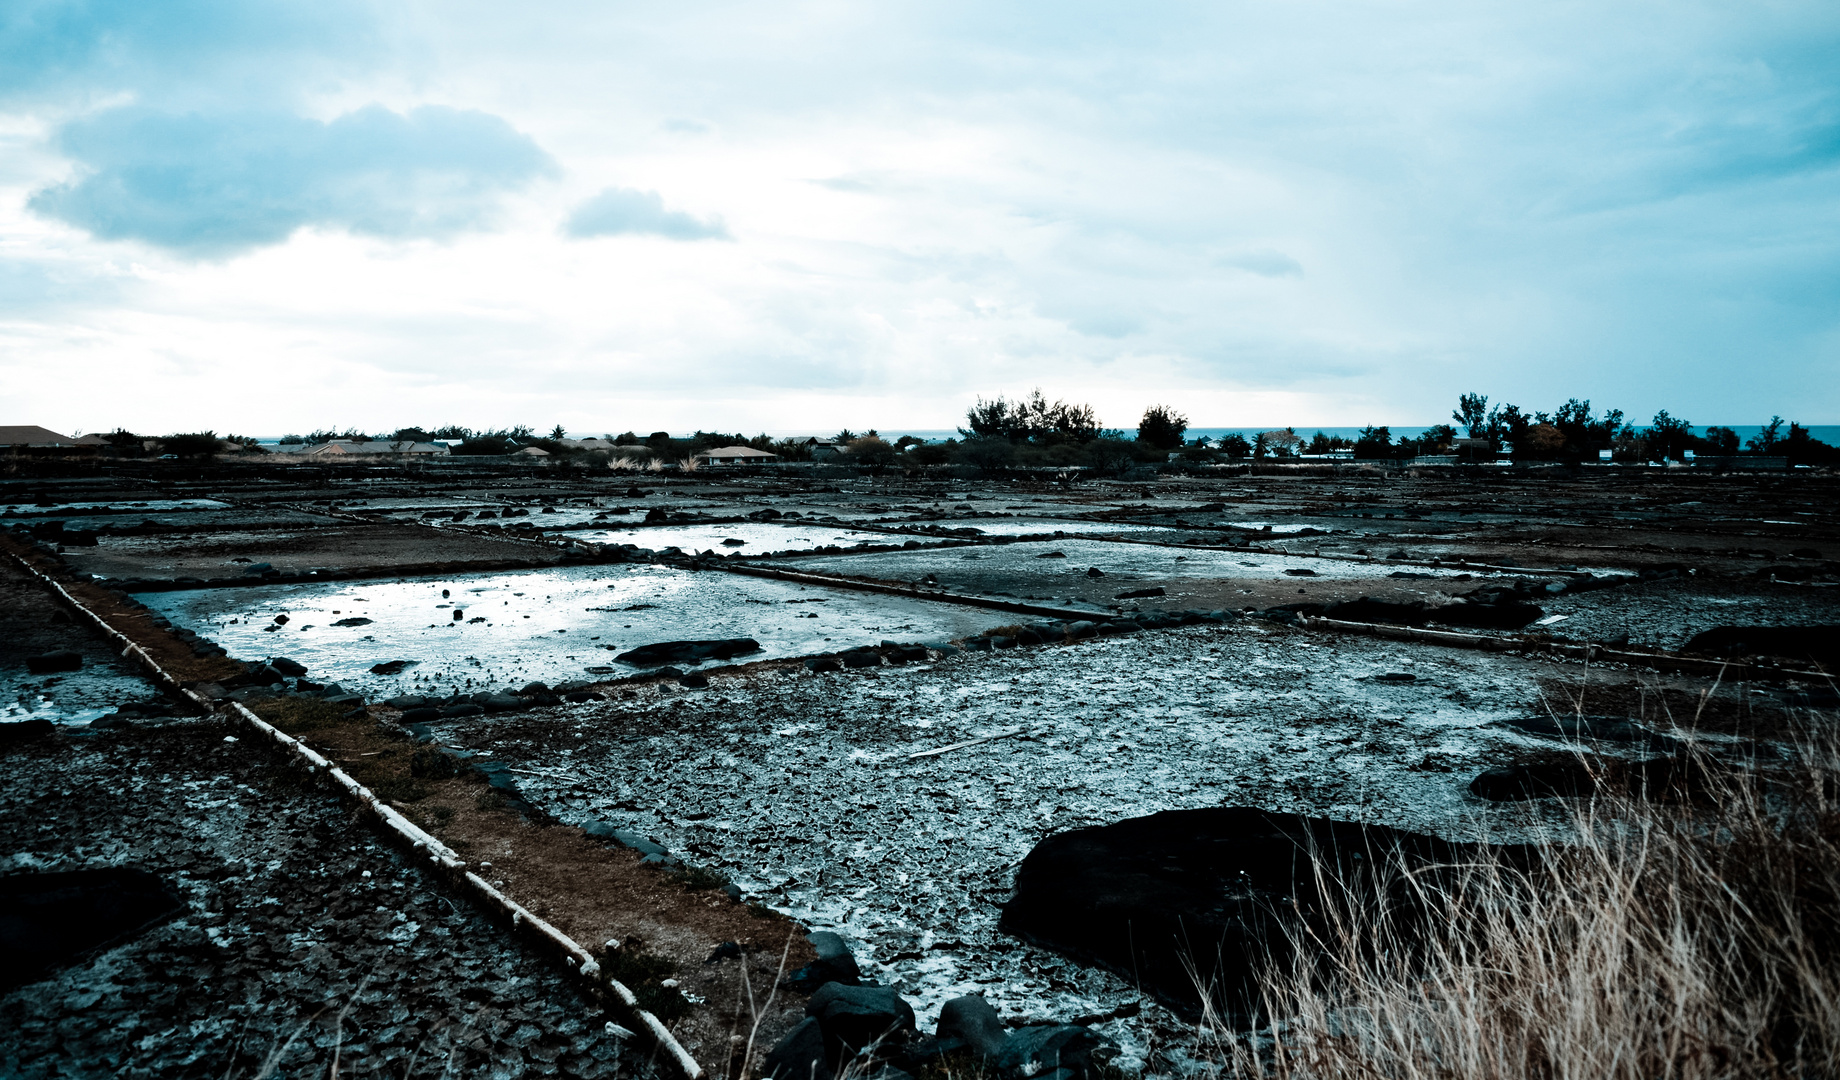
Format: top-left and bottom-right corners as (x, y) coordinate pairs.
(1137, 405), (1189, 451)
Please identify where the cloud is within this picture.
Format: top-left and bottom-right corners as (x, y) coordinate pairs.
(28, 104), (557, 256)
(1218, 249), (1303, 278)
(564, 187), (731, 241)
(0, 0), (379, 102)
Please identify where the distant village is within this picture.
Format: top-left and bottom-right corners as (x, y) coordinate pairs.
(2, 390), (1833, 471)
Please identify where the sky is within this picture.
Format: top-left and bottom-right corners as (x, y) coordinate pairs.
(2, 0), (1837, 437)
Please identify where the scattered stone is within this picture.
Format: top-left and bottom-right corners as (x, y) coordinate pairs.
(331, 617), (373, 627)
(1085, 567), (1104, 578)
(806, 657), (844, 673)
(806, 982), (915, 1063)
(369, 659), (414, 675)
(1113, 587), (1165, 599)
(764, 1017), (829, 1080)
(267, 656), (308, 677)
(991, 1024), (1115, 1080)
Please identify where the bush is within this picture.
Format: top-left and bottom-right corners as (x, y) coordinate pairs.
(160, 431), (222, 458)
(1206, 716), (1840, 1078)
(1137, 405), (1188, 451)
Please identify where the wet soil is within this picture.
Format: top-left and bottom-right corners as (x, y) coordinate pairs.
(0, 718), (657, 1080)
(63, 522), (564, 582)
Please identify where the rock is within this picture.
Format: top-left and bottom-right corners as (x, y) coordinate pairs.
(384, 695), (429, 709)
(1682, 625), (1840, 668)
(475, 692), (525, 713)
(1113, 587), (1165, 599)
(332, 617), (373, 627)
(399, 706), (441, 724)
(1372, 671), (1417, 683)
(991, 1024), (1114, 1080)
(271, 614), (289, 625)
(1015, 627), (1046, 646)
(935, 995), (1007, 1057)
(1111, 621), (1143, 633)
(1065, 621), (1098, 639)
(451, 610), (464, 621)
(369, 660), (415, 675)
(1, 718), (57, 748)
(806, 657), (843, 673)
(1469, 761), (1596, 801)
(583, 823), (671, 858)
(839, 647), (883, 669)
(1283, 568), (1318, 577)
(764, 1017), (830, 1080)
(1504, 715), (1678, 751)
(783, 930), (863, 991)
(806, 983), (915, 1062)
(564, 691), (599, 702)
(999, 806), (1529, 1019)
(614, 638), (763, 667)
(439, 703), (484, 719)
(0, 867), (184, 990)
(707, 941), (743, 962)
(267, 656), (308, 677)
(1036, 551), (1067, 559)
(24, 650), (82, 674)
(518, 681), (552, 695)
(885, 644), (930, 664)
(678, 672), (710, 688)
(1085, 567), (1104, 577)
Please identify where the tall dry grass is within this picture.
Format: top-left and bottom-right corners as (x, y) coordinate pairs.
(1202, 707), (1840, 1079)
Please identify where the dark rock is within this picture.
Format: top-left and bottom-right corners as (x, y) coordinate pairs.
(399, 706), (441, 724)
(1111, 621), (1143, 633)
(1504, 715), (1678, 750)
(1, 718), (57, 748)
(678, 672), (710, 688)
(518, 681), (552, 696)
(476, 692), (525, 713)
(806, 657), (844, 673)
(935, 995), (1006, 1057)
(1015, 627), (1046, 646)
(613, 638), (763, 667)
(583, 823), (671, 858)
(1372, 672), (1417, 683)
(1085, 567), (1104, 577)
(838, 647), (883, 669)
(24, 650), (82, 674)
(1283, 568), (1318, 577)
(384, 695), (429, 709)
(1037, 551), (1067, 559)
(1113, 587), (1165, 599)
(991, 1025), (1114, 1080)
(271, 614), (289, 625)
(999, 806), (1529, 1019)
(564, 690), (599, 702)
(332, 617), (373, 627)
(1469, 761), (1596, 801)
(783, 931), (862, 992)
(439, 703), (485, 719)
(452, 609), (464, 621)
(886, 644), (930, 664)
(1066, 621), (1098, 639)
(369, 659), (415, 675)
(963, 638), (993, 652)
(0, 868), (184, 991)
(267, 656), (308, 677)
(806, 983), (915, 1062)
(707, 941), (744, 963)
(764, 1017), (830, 1080)
(1681, 625), (1840, 668)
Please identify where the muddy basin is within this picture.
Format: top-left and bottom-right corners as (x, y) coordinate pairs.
(138, 565), (1005, 696)
(572, 522), (898, 553)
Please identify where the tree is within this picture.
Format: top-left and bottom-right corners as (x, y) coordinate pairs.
(1452, 393), (1490, 438)
(1136, 405), (1188, 451)
(956, 436), (1016, 473)
(1747, 417), (1784, 454)
(160, 431), (221, 458)
(1550, 399), (1623, 458)
(1306, 431), (1353, 454)
(1254, 429), (1300, 458)
(1217, 433), (1252, 459)
(550, 424), (568, 440)
(1520, 424), (1566, 459)
(392, 427), (433, 442)
(1783, 423), (1838, 466)
(846, 435), (897, 472)
(1485, 403), (1530, 453)
(1702, 426), (1739, 455)
(1353, 425), (1393, 460)
(961, 389), (1102, 444)
(1646, 410), (1694, 462)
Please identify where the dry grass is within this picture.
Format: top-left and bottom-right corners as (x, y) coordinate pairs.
(1199, 699), (1840, 1079)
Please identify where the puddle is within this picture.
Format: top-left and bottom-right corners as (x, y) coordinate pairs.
(573, 522), (896, 553)
(943, 520), (1170, 538)
(139, 566), (1004, 696)
(2, 658), (162, 726)
(798, 537), (1483, 588)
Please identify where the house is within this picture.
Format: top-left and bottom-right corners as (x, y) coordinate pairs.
(0, 426), (78, 447)
(785, 436), (844, 460)
(694, 445), (779, 466)
(516, 446), (550, 457)
(558, 438), (619, 452)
